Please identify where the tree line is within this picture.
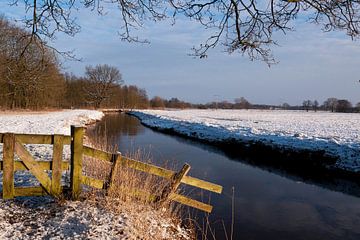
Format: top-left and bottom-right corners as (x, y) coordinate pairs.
(300, 98), (356, 113)
(0, 17), (149, 110)
(1, 16), (359, 113)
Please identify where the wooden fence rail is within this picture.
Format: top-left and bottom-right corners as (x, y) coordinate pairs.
(0, 126), (222, 212)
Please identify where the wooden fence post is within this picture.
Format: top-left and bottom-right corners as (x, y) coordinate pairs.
(52, 135), (64, 197)
(158, 163), (191, 204)
(3, 133), (15, 199)
(106, 152), (122, 193)
(70, 126), (84, 200)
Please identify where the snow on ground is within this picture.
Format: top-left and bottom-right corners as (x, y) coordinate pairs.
(0, 110), (191, 240)
(0, 197), (191, 240)
(131, 109), (360, 172)
(0, 109), (104, 135)
(0, 110), (105, 188)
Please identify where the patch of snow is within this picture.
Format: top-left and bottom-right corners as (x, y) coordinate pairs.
(131, 109), (360, 172)
(0, 109), (104, 136)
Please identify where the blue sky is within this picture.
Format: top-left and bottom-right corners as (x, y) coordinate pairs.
(1, 2), (360, 105)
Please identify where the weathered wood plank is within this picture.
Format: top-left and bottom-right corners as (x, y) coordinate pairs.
(83, 146), (222, 194)
(169, 193), (213, 213)
(121, 156), (174, 179)
(0, 161), (69, 171)
(3, 133), (15, 199)
(81, 175), (104, 189)
(181, 176), (223, 194)
(14, 142), (52, 194)
(122, 157), (222, 193)
(15, 134), (71, 144)
(83, 146), (113, 162)
(159, 164), (191, 204)
(107, 153), (121, 192)
(52, 135), (64, 196)
(70, 126), (84, 200)
(14, 186), (48, 197)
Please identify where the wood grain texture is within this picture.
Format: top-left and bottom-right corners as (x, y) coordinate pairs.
(14, 141), (52, 194)
(70, 126), (84, 200)
(52, 135), (64, 196)
(3, 133), (15, 199)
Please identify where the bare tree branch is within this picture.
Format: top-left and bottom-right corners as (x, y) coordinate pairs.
(6, 0), (360, 64)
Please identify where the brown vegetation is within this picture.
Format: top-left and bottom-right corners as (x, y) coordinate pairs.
(0, 17), (149, 110)
(83, 132), (194, 239)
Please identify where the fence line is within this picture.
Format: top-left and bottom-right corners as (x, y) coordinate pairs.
(0, 126), (223, 213)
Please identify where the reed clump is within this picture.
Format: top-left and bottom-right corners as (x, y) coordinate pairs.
(82, 131), (194, 240)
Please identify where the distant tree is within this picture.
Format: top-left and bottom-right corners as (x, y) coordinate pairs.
(83, 64), (123, 108)
(165, 98), (191, 109)
(234, 97), (251, 109)
(313, 100), (319, 112)
(218, 101), (232, 109)
(282, 103), (290, 110)
(150, 96), (165, 109)
(302, 100), (313, 112)
(356, 102), (360, 112)
(63, 73), (88, 108)
(336, 99), (352, 113)
(323, 98), (338, 112)
(124, 85), (149, 109)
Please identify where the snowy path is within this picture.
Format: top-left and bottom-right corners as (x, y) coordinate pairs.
(131, 109), (360, 172)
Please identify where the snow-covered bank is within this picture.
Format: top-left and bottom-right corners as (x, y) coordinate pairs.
(131, 109), (360, 172)
(0, 109), (104, 135)
(0, 197), (191, 240)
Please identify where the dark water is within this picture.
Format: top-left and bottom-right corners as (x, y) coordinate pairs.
(89, 113), (360, 240)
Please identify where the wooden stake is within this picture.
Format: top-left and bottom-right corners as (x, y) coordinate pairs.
(70, 126), (84, 200)
(106, 152), (122, 193)
(52, 135), (64, 197)
(158, 163), (191, 204)
(3, 133), (15, 199)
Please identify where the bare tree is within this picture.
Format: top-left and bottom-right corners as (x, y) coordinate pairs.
(313, 100), (319, 112)
(282, 102), (290, 110)
(150, 96), (165, 109)
(323, 97), (338, 112)
(7, 0), (360, 63)
(83, 64), (123, 108)
(302, 100), (313, 112)
(336, 99), (352, 112)
(0, 16), (65, 109)
(235, 97), (251, 109)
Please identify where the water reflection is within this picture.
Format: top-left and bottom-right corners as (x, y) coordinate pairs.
(88, 113), (360, 240)
(87, 113), (144, 144)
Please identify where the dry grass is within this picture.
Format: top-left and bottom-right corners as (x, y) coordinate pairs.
(83, 128), (236, 240)
(82, 131), (195, 239)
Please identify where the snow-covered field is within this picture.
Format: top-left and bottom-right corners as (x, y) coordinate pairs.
(0, 109), (104, 135)
(131, 109), (360, 172)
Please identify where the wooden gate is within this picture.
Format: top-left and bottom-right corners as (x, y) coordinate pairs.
(0, 126), (222, 212)
(0, 133), (71, 199)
